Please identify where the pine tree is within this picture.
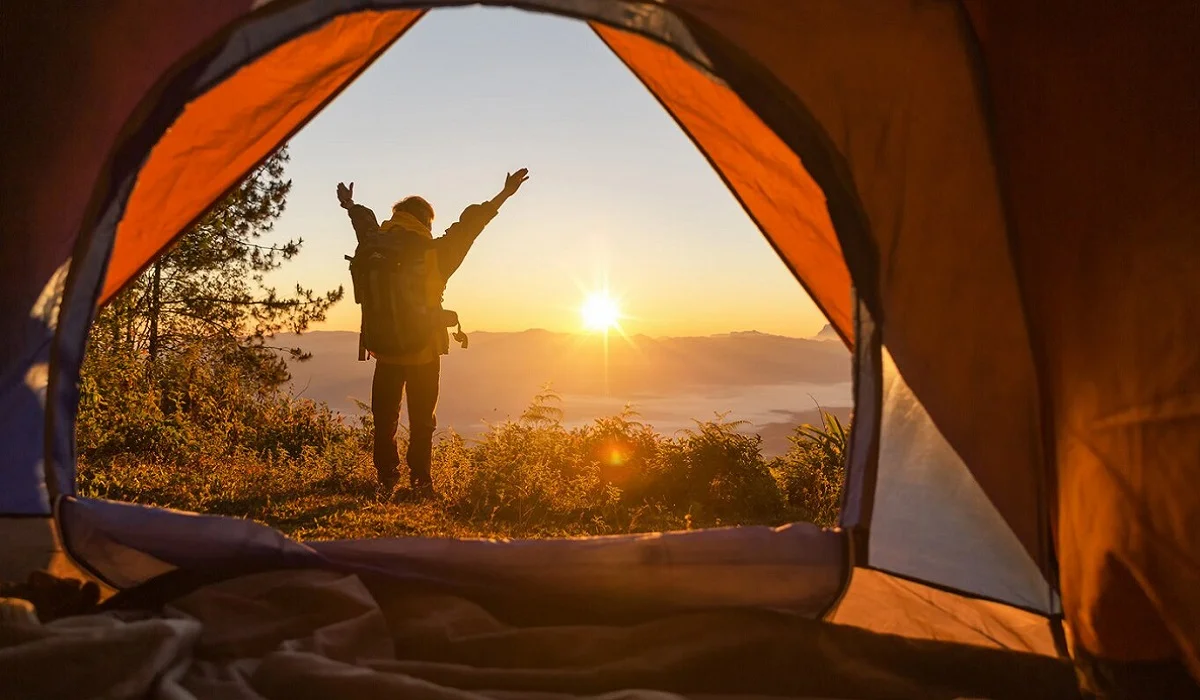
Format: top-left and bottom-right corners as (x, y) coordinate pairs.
(91, 147), (342, 388)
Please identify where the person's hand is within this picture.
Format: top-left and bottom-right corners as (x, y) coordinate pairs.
(337, 182), (354, 208)
(502, 168), (529, 196)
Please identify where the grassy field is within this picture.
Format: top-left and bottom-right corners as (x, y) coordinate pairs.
(80, 449), (511, 540)
(77, 351), (848, 542)
(79, 417), (846, 542)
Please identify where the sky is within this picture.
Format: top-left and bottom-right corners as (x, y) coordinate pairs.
(267, 7), (828, 339)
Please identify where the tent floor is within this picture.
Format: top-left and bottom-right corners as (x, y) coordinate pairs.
(2, 565), (1081, 700)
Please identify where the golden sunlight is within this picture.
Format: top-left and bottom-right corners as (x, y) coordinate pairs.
(581, 291), (621, 332)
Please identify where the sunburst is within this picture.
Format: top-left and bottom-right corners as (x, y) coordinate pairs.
(581, 291), (621, 332)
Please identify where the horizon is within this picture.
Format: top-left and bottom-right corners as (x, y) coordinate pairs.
(279, 320), (852, 453)
(264, 7), (831, 340)
(287, 324), (840, 342)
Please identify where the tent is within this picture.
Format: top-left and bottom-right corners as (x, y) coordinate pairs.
(1, 1), (1196, 696)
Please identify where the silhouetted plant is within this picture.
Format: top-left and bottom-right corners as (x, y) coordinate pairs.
(770, 406), (849, 527)
(518, 384), (565, 427)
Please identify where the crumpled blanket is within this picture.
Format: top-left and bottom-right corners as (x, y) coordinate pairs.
(0, 568), (1079, 700)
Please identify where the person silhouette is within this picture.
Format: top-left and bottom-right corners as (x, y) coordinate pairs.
(337, 168), (529, 497)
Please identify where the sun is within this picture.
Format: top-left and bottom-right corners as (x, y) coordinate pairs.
(581, 291), (621, 332)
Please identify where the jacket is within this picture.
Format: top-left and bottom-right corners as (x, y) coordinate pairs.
(346, 201), (499, 365)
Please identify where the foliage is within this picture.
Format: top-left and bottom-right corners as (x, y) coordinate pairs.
(77, 342), (360, 470)
(78, 144), (364, 484)
(650, 413), (784, 520)
(91, 148), (343, 384)
(769, 407), (849, 527)
(78, 378), (851, 539)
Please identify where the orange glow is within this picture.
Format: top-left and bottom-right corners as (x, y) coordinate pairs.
(581, 291), (621, 332)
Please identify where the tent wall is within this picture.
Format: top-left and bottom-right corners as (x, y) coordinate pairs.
(665, 0), (1050, 582)
(0, 1), (257, 371)
(103, 11), (421, 305)
(962, 0), (1200, 673)
(870, 346), (1051, 612)
(668, 0), (1199, 670)
(3, 0), (1197, 679)
(836, 297), (1055, 636)
(0, 0), (263, 514)
(829, 567), (1058, 656)
(839, 297), (880, 532)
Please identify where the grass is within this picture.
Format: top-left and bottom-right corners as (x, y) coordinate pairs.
(79, 448), (670, 541)
(79, 416), (847, 542)
(77, 348), (849, 542)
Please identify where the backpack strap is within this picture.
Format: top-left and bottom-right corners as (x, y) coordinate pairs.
(347, 253), (369, 361)
(357, 319), (368, 361)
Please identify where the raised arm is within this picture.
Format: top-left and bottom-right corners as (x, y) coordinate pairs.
(484, 168), (530, 211)
(436, 168), (529, 278)
(337, 181), (380, 243)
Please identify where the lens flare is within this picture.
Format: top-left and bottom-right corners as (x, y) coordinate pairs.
(581, 292), (621, 332)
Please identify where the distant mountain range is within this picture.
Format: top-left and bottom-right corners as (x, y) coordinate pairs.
(814, 323), (841, 341)
(279, 327), (850, 457)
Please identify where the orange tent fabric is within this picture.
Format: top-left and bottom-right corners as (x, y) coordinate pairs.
(3, 0), (1196, 681)
(0, 0), (258, 359)
(101, 10), (421, 303)
(964, 0), (1200, 670)
(88, 2), (1200, 673)
(668, 0), (1050, 585)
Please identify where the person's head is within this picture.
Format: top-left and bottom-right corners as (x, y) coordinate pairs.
(392, 196), (435, 229)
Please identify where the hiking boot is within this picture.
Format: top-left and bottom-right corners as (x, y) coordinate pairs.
(377, 475), (399, 498)
(411, 482), (439, 501)
(389, 485), (440, 503)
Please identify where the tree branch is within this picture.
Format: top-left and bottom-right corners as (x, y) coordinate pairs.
(210, 229), (296, 252)
(170, 297), (306, 309)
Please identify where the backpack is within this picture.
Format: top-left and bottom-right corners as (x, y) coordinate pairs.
(346, 233), (437, 361)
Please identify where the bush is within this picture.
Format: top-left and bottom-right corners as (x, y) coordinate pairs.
(78, 341), (361, 469)
(426, 391), (620, 534)
(630, 414), (782, 522)
(78, 358), (850, 539)
(770, 408), (848, 527)
(77, 349), (208, 465)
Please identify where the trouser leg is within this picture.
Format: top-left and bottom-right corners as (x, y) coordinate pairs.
(404, 357), (440, 489)
(371, 362), (406, 486)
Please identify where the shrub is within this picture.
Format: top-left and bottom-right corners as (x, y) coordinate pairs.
(436, 391), (622, 534)
(77, 340), (363, 472)
(770, 407), (849, 527)
(574, 406), (661, 497)
(78, 361), (850, 539)
(644, 414), (785, 522)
